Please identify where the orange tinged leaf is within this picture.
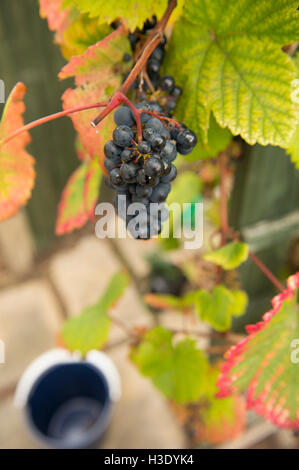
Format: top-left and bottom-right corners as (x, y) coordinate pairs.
(39, 0), (72, 43)
(56, 158), (102, 235)
(59, 27), (130, 168)
(0, 83), (35, 221)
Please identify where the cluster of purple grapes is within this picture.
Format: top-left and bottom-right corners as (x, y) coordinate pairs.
(104, 18), (197, 239)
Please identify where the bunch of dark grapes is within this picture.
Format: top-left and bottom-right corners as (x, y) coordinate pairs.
(104, 17), (197, 240)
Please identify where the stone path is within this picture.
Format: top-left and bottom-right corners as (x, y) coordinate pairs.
(0, 214), (187, 449)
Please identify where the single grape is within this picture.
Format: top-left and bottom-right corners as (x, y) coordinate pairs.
(145, 117), (164, 132)
(160, 163), (177, 182)
(159, 159), (172, 176)
(172, 86), (182, 99)
(160, 127), (171, 140)
(150, 183), (171, 203)
(150, 133), (166, 150)
(136, 184), (153, 198)
(176, 145), (193, 155)
(109, 168), (124, 187)
(160, 141), (177, 161)
(120, 162), (138, 183)
(136, 168), (157, 186)
(176, 129), (197, 149)
(136, 103), (151, 123)
(159, 75), (175, 93)
(121, 149), (135, 163)
(113, 125), (134, 147)
(150, 46), (164, 63)
(147, 58), (161, 75)
(144, 157), (163, 177)
(114, 106), (134, 127)
(143, 127), (155, 142)
(104, 140), (122, 159)
(138, 141), (151, 154)
(104, 158), (118, 172)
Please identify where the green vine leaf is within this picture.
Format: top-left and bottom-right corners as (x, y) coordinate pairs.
(195, 285), (248, 332)
(131, 326), (208, 404)
(165, 0), (298, 147)
(217, 272), (299, 429)
(61, 271), (129, 354)
(0, 83), (35, 222)
(63, 0), (184, 32)
(204, 241), (249, 270)
(183, 114), (232, 161)
(56, 158), (102, 235)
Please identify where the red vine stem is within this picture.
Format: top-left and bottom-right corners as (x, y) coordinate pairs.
(91, 0), (178, 128)
(0, 102), (107, 146)
(218, 150), (285, 293)
(121, 0), (177, 94)
(247, 250), (285, 292)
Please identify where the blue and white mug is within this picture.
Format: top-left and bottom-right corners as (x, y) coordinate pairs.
(14, 349), (121, 449)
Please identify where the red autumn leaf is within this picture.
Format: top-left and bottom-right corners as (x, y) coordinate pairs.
(56, 158), (102, 235)
(39, 0), (72, 43)
(59, 27), (130, 170)
(217, 272), (299, 429)
(0, 83), (35, 221)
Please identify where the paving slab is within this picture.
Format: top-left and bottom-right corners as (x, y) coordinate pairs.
(0, 211), (35, 275)
(0, 280), (62, 390)
(49, 237), (121, 316)
(49, 236), (153, 344)
(0, 396), (37, 449)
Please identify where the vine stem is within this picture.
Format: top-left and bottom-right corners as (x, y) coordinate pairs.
(218, 149), (285, 293)
(216, 151), (229, 283)
(219, 151), (229, 240)
(247, 250), (285, 292)
(91, 0), (178, 128)
(0, 102), (108, 147)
